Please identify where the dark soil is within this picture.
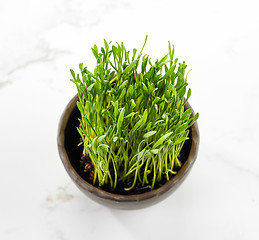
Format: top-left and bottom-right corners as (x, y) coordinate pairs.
(65, 105), (192, 195)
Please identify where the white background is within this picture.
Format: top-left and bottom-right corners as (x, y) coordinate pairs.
(0, 0), (259, 239)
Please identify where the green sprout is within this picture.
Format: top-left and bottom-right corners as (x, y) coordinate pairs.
(70, 36), (199, 191)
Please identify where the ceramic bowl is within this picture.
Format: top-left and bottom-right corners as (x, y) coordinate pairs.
(57, 94), (199, 209)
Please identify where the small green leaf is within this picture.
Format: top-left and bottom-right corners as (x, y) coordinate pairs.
(87, 82), (95, 91)
(154, 119), (163, 126)
(70, 69), (76, 80)
(129, 99), (136, 111)
(142, 82), (148, 93)
(119, 80), (128, 91)
(130, 110), (148, 135)
(77, 101), (84, 114)
(187, 88), (191, 100)
(128, 85), (134, 98)
(113, 136), (118, 142)
(154, 104), (158, 112)
(150, 149), (159, 154)
(132, 48), (137, 61)
(79, 63), (83, 72)
(117, 108), (125, 133)
(104, 39), (109, 51)
(119, 88), (126, 100)
(175, 122), (188, 133)
(163, 65), (176, 78)
(98, 135), (106, 143)
(174, 137), (188, 145)
(143, 131), (157, 139)
(112, 46), (117, 56)
(125, 112), (136, 118)
(190, 112), (199, 124)
(153, 132), (173, 148)
(182, 108), (192, 121)
(123, 60), (137, 74)
(142, 109), (148, 124)
(98, 144), (110, 150)
(157, 54), (168, 67)
(91, 47), (98, 59)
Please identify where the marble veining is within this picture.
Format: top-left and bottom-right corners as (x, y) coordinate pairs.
(1, 0), (259, 239)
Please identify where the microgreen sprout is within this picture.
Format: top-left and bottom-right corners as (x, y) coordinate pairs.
(70, 36), (199, 191)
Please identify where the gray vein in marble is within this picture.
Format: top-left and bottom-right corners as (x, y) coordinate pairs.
(6, 55), (50, 76)
(9, 49), (69, 74)
(208, 149), (259, 181)
(230, 162), (259, 180)
(2, 44), (70, 87)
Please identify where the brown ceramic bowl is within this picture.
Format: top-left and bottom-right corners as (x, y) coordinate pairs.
(57, 94), (199, 209)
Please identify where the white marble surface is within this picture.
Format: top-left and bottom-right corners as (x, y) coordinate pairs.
(1, 0), (259, 239)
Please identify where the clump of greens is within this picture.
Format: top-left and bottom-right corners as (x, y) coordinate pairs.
(70, 36), (198, 191)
